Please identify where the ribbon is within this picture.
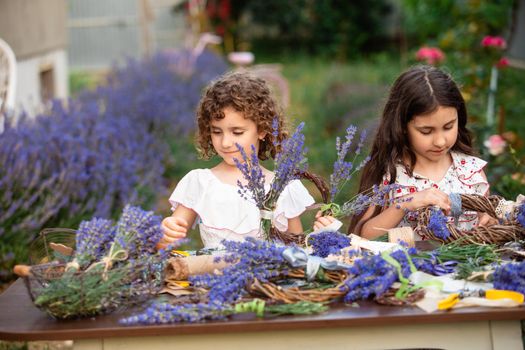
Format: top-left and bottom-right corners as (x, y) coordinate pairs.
(234, 299), (266, 317)
(260, 210), (274, 220)
(449, 192), (462, 226)
(85, 242), (128, 279)
(282, 246), (350, 281)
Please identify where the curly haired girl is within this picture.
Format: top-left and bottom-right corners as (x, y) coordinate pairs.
(158, 71), (314, 249)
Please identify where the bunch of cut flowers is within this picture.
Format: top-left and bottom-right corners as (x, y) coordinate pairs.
(21, 205), (172, 319)
(234, 119), (308, 242)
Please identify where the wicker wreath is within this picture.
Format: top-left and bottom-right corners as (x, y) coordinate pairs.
(415, 193), (525, 245)
(248, 268), (347, 303)
(269, 171), (329, 246)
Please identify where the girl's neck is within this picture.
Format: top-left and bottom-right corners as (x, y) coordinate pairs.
(410, 152), (453, 182)
(211, 161), (273, 186)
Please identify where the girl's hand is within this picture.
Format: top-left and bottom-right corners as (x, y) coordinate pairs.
(313, 211), (335, 231)
(404, 187), (451, 213)
(156, 216), (188, 250)
(478, 213), (498, 227)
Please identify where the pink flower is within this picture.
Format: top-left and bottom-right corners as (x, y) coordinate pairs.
(484, 134), (507, 156)
(481, 36), (507, 49)
(497, 57), (509, 68)
(415, 47), (445, 65)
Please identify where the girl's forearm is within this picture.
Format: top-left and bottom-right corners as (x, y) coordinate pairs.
(360, 205), (406, 240)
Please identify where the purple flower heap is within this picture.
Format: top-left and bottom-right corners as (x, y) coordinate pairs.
(234, 120), (308, 240)
(308, 231), (351, 258)
(121, 238), (289, 325)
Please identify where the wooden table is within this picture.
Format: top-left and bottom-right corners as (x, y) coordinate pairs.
(1, 279), (524, 350)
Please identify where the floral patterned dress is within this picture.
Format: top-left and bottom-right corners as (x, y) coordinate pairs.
(384, 151), (489, 237)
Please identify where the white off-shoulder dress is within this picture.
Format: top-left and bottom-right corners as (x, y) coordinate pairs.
(169, 169), (315, 248)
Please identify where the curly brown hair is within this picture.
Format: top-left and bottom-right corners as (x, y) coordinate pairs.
(196, 71), (288, 161)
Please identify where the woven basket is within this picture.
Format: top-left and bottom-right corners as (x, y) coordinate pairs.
(415, 193), (525, 245)
(22, 228), (164, 319)
(24, 260), (163, 319)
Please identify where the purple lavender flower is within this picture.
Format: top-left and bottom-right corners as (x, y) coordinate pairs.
(190, 238), (288, 304)
(113, 205), (164, 259)
(329, 126), (369, 202)
(342, 252), (398, 302)
(427, 207), (451, 240)
(493, 261), (525, 294)
(308, 231), (351, 258)
(233, 144), (266, 208)
(75, 218), (116, 267)
(270, 122), (308, 200)
(516, 203), (525, 228)
(339, 183), (401, 218)
(120, 301), (229, 325)
(342, 248), (421, 302)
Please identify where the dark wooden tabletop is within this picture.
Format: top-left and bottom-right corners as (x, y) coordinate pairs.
(1, 279), (525, 341)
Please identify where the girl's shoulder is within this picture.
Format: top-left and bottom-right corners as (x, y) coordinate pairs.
(450, 151), (487, 179)
(180, 168), (214, 181)
(174, 168), (217, 191)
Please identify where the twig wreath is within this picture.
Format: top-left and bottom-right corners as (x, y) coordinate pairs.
(416, 193), (525, 245)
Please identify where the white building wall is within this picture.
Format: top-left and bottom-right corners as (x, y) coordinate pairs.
(15, 49), (68, 113)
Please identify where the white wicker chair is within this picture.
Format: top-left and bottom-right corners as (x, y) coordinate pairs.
(0, 37), (17, 133)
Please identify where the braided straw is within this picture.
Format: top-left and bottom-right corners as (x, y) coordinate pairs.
(269, 171), (329, 245)
(416, 194), (525, 245)
(248, 268), (347, 303)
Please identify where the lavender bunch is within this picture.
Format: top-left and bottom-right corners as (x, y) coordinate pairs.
(234, 121), (308, 240)
(120, 298), (328, 325)
(74, 218), (116, 268)
(267, 122), (308, 204)
(427, 207), (451, 240)
(308, 231), (351, 258)
(328, 126), (370, 205)
(190, 238), (289, 304)
(338, 183), (405, 219)
(342, 248), (421, 302)
(234, 145), (266, 208)
(493, 261), (525, 294)
(120, 302), (229, 325)
(33, 205), (169, 319)
(113, 205), (164, 260)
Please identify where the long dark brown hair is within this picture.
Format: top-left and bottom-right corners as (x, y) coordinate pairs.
(348, 65), (474, 234)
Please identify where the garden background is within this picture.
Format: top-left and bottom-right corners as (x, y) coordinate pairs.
(1, 0), (525, 289)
